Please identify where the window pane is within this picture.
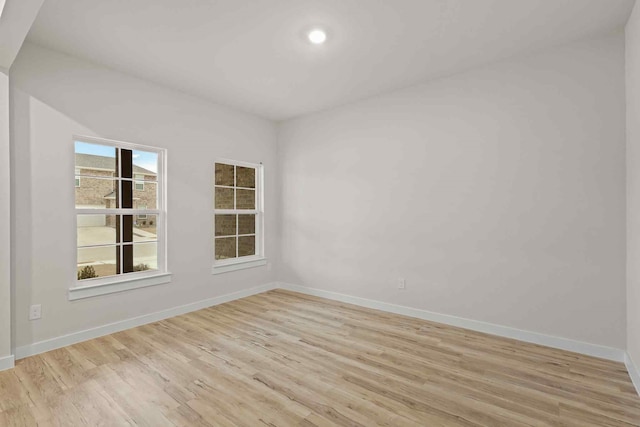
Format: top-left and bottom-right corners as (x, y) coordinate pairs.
(238, 214), (255, 235)
(236, 166), (255, 188)
(133, 150), (158, 181)
(133, 242), (158, 271)
(75, 177), (117, 209)
(134, 174), (145, 191)
(236, 189), (255, 209)
(134, 215), (157, 242)
(75, 142), (117, 176)
(215, 214), (236, 237)
(215, 237), (236, 260)
(77, 215), (118, 246)
(133, 180), (158, 209)
(77, 246), (117, 280)
(215, 187), (234, 209)
(238, 235), (255, 257)
(215, 163), (234, 186)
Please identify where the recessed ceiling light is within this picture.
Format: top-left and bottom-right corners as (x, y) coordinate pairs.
(307, 29), (327, 45)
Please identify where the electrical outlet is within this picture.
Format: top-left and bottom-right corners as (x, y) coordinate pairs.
(398, 278), (406, 290)
(29, 304), (41, 320)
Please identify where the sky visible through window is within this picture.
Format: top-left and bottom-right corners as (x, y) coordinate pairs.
(75, 141), (158, 173)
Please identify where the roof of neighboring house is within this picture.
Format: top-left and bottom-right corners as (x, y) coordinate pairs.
(75, 153), (156, 175)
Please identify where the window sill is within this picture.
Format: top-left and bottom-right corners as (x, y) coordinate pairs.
(69, 272), (172, 301)
(212, 258), (267, 275)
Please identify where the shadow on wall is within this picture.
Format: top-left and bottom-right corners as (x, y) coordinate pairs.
(9, 43), (266, 148)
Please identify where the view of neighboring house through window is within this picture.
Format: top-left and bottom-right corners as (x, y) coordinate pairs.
(75, 138), (165, 282)
(135, 174), (145, 190)
(137, 205), (147, 220)
(214, 160), (263, 266)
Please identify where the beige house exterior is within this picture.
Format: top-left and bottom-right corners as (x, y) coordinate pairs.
(75, 153), (156, 227)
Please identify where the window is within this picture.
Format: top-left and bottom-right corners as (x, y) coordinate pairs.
(72, 136), (170, 300)
(213, 160), (265, 273)
(135, 173), (145, 191)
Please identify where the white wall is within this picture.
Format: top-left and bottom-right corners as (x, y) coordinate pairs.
(626, 2), (640, 372)
(0, 70), (11, 361)
(278, 33), (627, 349)
(9, 43), (278, 349)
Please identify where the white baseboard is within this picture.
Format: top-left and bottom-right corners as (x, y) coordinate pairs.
(9, 280), (629, 374)
(278, 282), (626, 363)
(0, 354), (15, 371)
(15, 282), (279, 360)
(625, 352), (640, 396)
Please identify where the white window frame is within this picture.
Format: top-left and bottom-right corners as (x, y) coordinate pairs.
(71, 135), (170, 300)
(213, 159), (266, 274)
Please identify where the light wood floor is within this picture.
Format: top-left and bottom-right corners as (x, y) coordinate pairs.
(1, 289), (639, 426)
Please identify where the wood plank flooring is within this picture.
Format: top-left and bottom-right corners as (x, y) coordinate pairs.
(1, 289), (639, 426)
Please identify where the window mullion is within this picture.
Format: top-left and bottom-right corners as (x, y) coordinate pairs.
(214, 209), (257, 215)
(234, 165), (239, 258)
(118, 148), (123, 275)
(77, 208), (160, 215)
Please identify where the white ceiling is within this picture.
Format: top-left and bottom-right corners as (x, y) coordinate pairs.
(26, 0), (635, 120)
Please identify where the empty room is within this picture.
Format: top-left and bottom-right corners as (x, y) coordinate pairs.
(2, 0), (640, 425)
